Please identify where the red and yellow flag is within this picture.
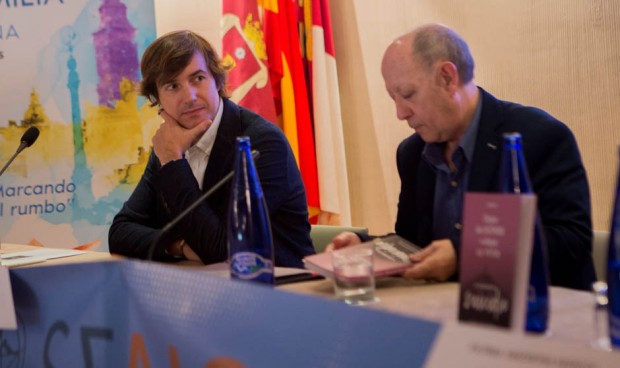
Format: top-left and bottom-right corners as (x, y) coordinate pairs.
(222, 1), (277, 124)
(302, 0), (351, 225)
(222, 0), (350, 225)
(262, 0), (320, 219)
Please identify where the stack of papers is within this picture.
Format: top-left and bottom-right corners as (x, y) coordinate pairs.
(1, 248), (86, 268)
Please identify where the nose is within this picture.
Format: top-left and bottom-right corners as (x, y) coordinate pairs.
(181, 84), (198, 103)
(395, 99), (412, 121)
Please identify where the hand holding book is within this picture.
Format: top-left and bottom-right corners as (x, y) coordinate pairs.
(303, 234), (422, 278)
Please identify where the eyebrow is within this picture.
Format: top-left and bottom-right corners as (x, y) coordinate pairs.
(159, 69), (209, 86)
(189, 69), (209, 78)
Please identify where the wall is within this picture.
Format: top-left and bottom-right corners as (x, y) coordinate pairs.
(154, 0), (620, 233)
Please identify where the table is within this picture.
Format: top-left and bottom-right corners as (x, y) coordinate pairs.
(0, 243), (606, 350)
(280, 276), (602, 349)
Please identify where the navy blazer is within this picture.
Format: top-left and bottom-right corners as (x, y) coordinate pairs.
(395, 88), (595, 290)
(109, 99), (315, 268)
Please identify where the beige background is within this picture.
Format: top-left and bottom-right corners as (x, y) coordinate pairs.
(154, 0), (620, 234)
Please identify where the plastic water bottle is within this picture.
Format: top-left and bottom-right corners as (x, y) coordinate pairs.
(498, 132), (550, 333)
(227, 137), (275, 285)
(607, 146), (620, 347)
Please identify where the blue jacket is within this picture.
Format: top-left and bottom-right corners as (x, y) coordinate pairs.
(109, 99), (314, 268)
(395, 88), (595, 290)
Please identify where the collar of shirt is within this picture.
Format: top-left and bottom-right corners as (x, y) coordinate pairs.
(185, 97), (224, 189)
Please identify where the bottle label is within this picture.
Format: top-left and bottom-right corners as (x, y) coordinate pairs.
(230, 252), (274, 280)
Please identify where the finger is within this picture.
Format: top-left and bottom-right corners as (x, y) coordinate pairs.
(331, 232), (358, 249)
(185, 120), (212, 147)
(159, 110), (171, 124)
(192, 119), (212, 134)
(401, 262), (432, 280)
(409, 245), (434, 262)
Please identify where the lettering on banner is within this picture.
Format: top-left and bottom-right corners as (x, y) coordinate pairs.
(0, 0), (65, 9)
(80, 327), (114, 367)
(0, 180), (76, 217)
(43, 320), (114, 367)
(0, 24), (19, 40)
(129, 333), (152, 368)
(0, 315), (26, 367)
(129, 332), (247, 368)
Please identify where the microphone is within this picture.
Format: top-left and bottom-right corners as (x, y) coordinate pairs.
(147, 149), (260, 260)
(0, 126), (40, 177)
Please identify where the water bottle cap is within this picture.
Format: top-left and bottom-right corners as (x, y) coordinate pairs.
(502, 132), (522, 141)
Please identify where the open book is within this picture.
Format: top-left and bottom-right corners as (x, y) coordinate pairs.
(303, 234), (422, 278)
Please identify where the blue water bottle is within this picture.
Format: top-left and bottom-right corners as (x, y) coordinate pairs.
(498, 132), (550, 333)
(607, 146), (620, 347)
(227, 137), (275, 285)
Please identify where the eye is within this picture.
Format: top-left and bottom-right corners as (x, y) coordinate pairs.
(401, 90), (415, 100)
(193, 74), (207, 83)
(163, 82), (178, 91)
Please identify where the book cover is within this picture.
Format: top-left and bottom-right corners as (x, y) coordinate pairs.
(303, 234), (422, 278)
(458, 192), (537, 331)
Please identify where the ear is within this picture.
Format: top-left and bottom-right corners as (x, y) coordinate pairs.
(436, 61), (459, 93)
(148, 95), (159, 108)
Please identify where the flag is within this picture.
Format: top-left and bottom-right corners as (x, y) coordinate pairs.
(221, 1), (278, 124)
(222, 0), (350, 225)
(302, 0), (351, 225)
(262, 0), (321, 219)
(224, 0), (321, 219)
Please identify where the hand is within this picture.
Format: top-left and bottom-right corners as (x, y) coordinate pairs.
(182, 242), (201, 262)
(165, 239), (186, 258)
(401, 239), (457, 282)
(324, 231), (362, 252)
(153, 111), (211, 165)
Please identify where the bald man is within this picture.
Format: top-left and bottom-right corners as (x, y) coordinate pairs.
(330, 24), (595, 290)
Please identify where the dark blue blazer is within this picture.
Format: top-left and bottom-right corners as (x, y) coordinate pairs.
(394, 88), (595, 290)
(109, 99), (315, 268)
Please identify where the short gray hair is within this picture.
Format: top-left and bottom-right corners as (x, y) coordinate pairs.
(412, 24), (475, 84)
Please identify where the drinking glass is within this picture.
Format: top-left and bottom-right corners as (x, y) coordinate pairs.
(591, 281), (612, 351)
(331, 245), (378, 305)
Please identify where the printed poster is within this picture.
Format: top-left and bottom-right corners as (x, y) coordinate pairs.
(0, 0), (157, 250)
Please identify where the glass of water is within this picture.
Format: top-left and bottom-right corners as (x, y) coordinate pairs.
(591, 281), (612, 351)
(331, 244), (378, 305)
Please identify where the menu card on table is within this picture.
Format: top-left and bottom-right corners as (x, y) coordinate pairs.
(458, 192), (537, 331)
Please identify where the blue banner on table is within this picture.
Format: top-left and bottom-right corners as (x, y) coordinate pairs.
(1, 260), (440, 367)
(0, 0), (156, 251)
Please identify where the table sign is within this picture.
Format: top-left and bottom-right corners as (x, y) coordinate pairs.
(1, 260), (440, 366)
(0, 266), (17, 329)
(426, 322), (620, 368)
(458, 193), (537, 331)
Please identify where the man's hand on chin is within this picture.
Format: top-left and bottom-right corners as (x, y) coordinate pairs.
(153, 111), (212, 165)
